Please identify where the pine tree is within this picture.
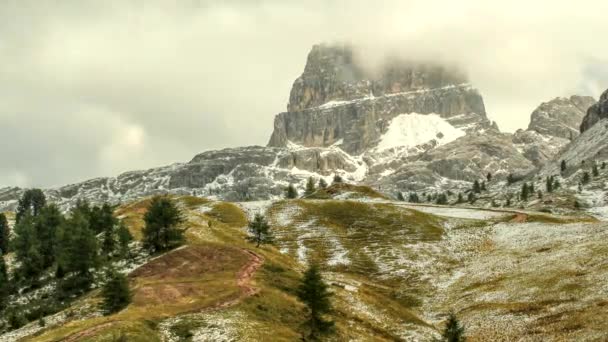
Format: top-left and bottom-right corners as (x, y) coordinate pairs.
(561, 160), (567, 173)
(13, 215), (44, 281)
(15, 189), (46, 224)
(397, 192), (405, 201)
(408, 193), (420, 203)
(602, 161), (607, 170)
(89, 203), (117, 235)
(574, 200), (581, 209)
(443, 312), (466, 342)
(473, 180), (481, 194)
(297, 264), (333, 339)
(487, 173), (492, 182)
(507, 173), (515, 185)
(332, 174), (343, 184)
(505, 197), (511, 207)
(436, 193), (448, 205)
(491, 199), (499, 207)
(100, 268), (131, 315)
(593, 164), (599, 177)
(521, 183), (529, 201)
(101, 222), (116, 257)
(0, 253), (9, 309)
(553, 178), (561, 190)
(247, 214), (273, 247)
(142, 196), (184, 253)
(529, 182), (535, 193)
(481, 181), (486, 191)
(467, 192), (475, 204)
(457, 193), (464, 204)
(35, 205), (63, 269)
(582, 171), (591, 184)
(305, 177), (316, 196)
(117, 223), (133, 258)
(318, 178), (328, 189)
(546, 176), (553, 193)
(56, 212), (98, 281)
(538, 190), (543, 199)
(286, 184), (298, 199)
(0, 213), (9, 254)
(427, 194), (432, 202)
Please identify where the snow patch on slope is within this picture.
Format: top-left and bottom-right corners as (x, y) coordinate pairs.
(376, 113), (465, 151)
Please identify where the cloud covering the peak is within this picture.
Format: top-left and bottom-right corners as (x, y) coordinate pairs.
(1, 0), (607, 187)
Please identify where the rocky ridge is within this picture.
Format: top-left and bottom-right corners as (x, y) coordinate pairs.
(0, 43), (604, 212)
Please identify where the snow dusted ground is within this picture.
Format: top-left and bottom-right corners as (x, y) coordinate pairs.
(400, 204), (510, 220)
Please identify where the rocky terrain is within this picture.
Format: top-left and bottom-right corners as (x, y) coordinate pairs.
(0, 43), (607, 219)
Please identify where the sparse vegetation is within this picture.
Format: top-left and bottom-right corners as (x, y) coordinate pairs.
(442, 312), (466, 342)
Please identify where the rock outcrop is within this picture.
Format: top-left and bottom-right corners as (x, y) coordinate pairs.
(268, 44), (492, 155)
(580, 89), (608, 133)
(1, 43), (599, 211)
(528, 96), (595, 139)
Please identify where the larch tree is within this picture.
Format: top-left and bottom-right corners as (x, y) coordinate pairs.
(142, 196), (184, 253)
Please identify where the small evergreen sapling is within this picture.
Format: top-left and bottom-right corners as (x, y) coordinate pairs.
(247, 214), (273, 247)
(442, 312), (466, 342)
(318, 178), (328, 189)
(305, 177), (316, 196)
(286, 184), (298, 199)
(332, 174), (343, 184)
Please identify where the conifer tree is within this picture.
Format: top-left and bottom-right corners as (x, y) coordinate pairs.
(142, 196), (184, 253)
(408, 193), (420, 203)
(427, 194), (432, 202)
(507, 173), (515, 185)
(297, 264), (333, 339)
(286, 184), (298, 199)
(457, 193), (464, 204)
(100, 268), (131, 315)
(582, 171), (591, 184)
(247, 214), (273, 247)
(0, 253), (9, 309)
(529, 182), (535, 193)
(442, 312), (466, 342)
(553, 178), (561, 190)
(35, 205), (63, 269)
(397, 192), (405, 201)
(481, 181), (486, 191)
(487, 173), (492, 182)
(506, 198), (511, 207)
(593, 164), (599, 177)
(467, 192), (475, 204)
(332, 174), (343, 184)
(473, 180), (481, 194)
(521, 183), (529, 201)
(305, 177), (316, 196)
(602, 161), (607, 170)
(101, 222), (116, 257)
(436, 193), (448, 205)
(560, 160), (567, 173)
(318, 178), (328, 189)
(0, 213), (9, 254)
(538, 190), (543, 199)
(15, 189), (46, 224)
(56, 212), (98, 285)
(117, 223), (133, 258)
(546, 176), (553, 193)
(13, 215), (44, 281)
(491, 199), (499, 208)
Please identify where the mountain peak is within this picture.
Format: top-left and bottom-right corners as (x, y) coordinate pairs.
(527, 95), (595, 139)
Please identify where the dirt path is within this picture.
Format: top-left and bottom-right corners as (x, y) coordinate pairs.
(510, 213), (528, 223)
(61, 322), (120, 342)
(210, 248), (264, 310)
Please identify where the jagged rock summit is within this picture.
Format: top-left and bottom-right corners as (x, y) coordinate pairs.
(580, 88), (608, 133)
(0, 44), (600, 210)
(528, 95), (595, 139)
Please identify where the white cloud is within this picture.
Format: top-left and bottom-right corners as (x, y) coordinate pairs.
(0, 0), (607, 187)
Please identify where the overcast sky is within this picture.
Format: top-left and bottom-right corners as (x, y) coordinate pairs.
(1, 1), (607, 188)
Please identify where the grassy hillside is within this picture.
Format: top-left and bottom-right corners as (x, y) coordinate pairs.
(4, 195), (608, 341)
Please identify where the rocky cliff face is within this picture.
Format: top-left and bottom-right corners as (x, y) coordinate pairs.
(0, 44), (599, 211)
(580, 89), (608, 133)
(268, 44), (492, 154)
(528, 96), (596, 139)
